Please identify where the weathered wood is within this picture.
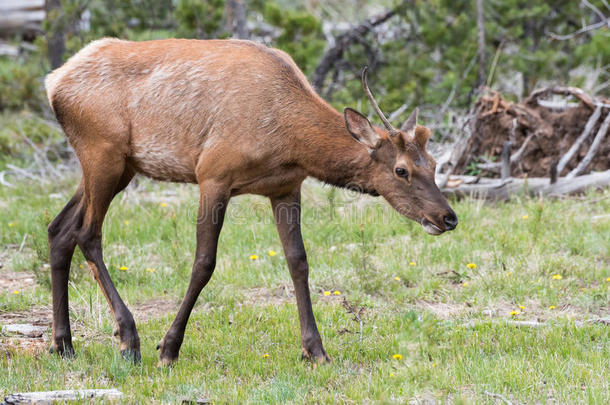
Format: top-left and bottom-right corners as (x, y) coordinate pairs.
(524, 86), (596, 110)
(549, 159), (558, 184)
(2, 324), (47, 338)
(312, 9), (396, 92)
(3, 389), (123, 404)
(500, 141), (512, 180)
(0, 0), (44, 37)
(567, 111), (610, 179)
(476, 133), (533, 173)
(557, 105), (602, 175)
(440, 170), (610, 200)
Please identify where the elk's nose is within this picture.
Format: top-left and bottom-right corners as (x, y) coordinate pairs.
(443, 212), (458, 231)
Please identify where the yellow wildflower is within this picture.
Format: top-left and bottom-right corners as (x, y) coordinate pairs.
(506, 271), (513, 277)
(249, 254), (258, 260)
(522, 215), (529, 220)
(124, 220), (130, 225)
(606, 277), (610, 282)
(146, 268), (155, 273)
(392, 354), (403, 360)
(394, 276), (401, 281)
(462, 281), (469, 287)
(552, 274), (562, 280)
(8, 222), (14, 227)
(409, 261), (416, 266)
(519, 305), (525, 310)
(12, 290), (19, 295)
(509, 310), (520, 316)
(323, 291), (331, 296)
(333, 290), (341, 295)
(262, 353), (269, 358)
(160, 202), (167, 207)
(268, 250), (277, 257)
(119, 266), (128, 271)
(549, 305), (556, 310)
(431, 362), (438, 368)
(389, 373), (394, 377)
(467, 263), (477, 269)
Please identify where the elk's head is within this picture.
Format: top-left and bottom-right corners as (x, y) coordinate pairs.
(344, 67), (457, 235)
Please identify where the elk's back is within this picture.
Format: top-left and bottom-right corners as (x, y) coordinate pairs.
(45, 38), (319, 183)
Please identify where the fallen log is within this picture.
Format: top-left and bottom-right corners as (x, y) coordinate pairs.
(2, 389), (123, 404)
(440, 170), (610, 200)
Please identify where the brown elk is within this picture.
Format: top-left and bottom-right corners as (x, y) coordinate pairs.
(45, 38), (457, 366)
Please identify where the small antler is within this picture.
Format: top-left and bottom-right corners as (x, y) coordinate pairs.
(361, 66), (398, 136)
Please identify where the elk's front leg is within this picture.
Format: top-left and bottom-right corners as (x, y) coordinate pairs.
(271, 189), (330, 363)
(157, 183), (228, 366)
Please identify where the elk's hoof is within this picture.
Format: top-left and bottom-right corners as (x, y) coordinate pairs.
(156, 339), (179, 367)
(301, 347), (331, 366)
(157, 356), (178, 368)
(49, 342), (75, 358)
(120, 348), (141, 363)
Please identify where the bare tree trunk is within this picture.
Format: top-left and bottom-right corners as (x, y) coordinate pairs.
(45, 0), (65, 69)
(225, 0), (248, 39)
(475, 0), (486, 88)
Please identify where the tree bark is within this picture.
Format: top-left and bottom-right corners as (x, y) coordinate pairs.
(225, 0), (248, 39)
(475, 0), (486, 88)
(45, 0), (65, 69)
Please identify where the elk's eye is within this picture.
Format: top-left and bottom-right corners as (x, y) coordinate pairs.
(395, 167), (408, 177)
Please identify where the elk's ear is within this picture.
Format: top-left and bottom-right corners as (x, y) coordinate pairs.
(344, 108), (380, 150)
(400, 107), (418, 134)
(414, 127), (430, 150)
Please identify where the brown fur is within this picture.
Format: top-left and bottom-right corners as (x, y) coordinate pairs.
(45, 38), (456, 365)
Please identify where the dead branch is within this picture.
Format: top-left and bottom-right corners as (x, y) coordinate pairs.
(387, 103), (408, 122)
(341, 297), (364, 344)
(0, 171), (16, 188)
(525, 86), (596, 110)
(500, 141), (512, 180)
(476, 133), (534, 173)
(312, 9), (396, 92)
(441, 170), (610, 200)
(548, 18), (609, 41)
(556, 105), (602, 175)
(482, 391), (514, 405)
(567, 111), (610, 178)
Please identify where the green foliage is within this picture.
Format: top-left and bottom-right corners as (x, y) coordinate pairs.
(0, 59), (45, 111)
(1, 0), (608, 116)
(262, 3), (325, 75)
(174, 0), (227, 38)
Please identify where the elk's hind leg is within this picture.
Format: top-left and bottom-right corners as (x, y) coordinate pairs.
(74, 148), (140, 361)
(48, 183), (84, 357)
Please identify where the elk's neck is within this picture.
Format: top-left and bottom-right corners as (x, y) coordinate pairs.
(297, 105), (377, 195)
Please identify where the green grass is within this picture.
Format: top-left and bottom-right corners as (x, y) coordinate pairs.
(1, 155), (609, 403)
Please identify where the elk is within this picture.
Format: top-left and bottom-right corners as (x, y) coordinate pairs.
(45, 38), (457, 366)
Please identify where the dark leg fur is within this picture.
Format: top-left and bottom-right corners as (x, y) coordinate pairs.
(271, 188), (330, 363)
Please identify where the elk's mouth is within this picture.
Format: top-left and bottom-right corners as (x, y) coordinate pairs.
(421, 218), (444, 235)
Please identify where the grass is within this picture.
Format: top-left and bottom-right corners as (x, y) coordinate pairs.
(1, 127), (609, 403)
